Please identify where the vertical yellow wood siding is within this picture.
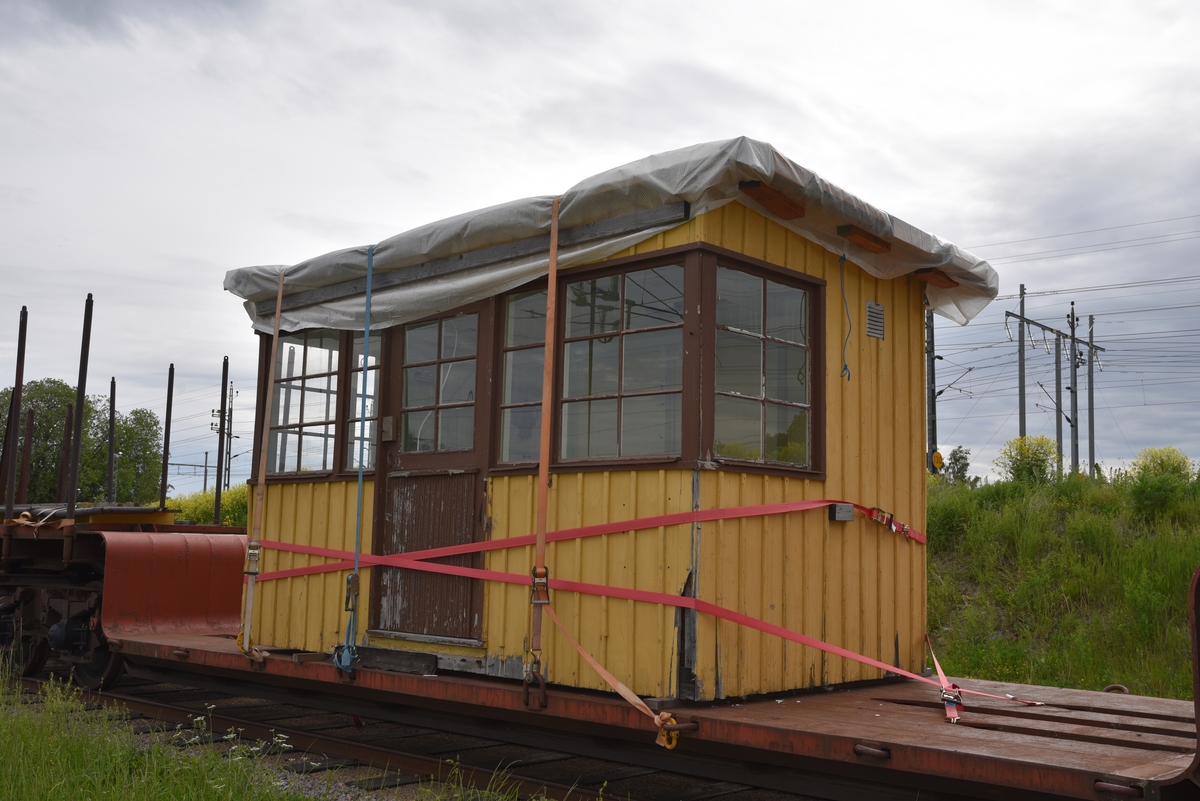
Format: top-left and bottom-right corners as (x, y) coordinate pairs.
(261, 202), (927, 700)
(480, 204), (927, 699)
(249, 480), (373, 653)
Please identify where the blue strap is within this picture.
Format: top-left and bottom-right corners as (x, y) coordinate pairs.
(334, 244), (374, 672)
(839, 254), (852, 382)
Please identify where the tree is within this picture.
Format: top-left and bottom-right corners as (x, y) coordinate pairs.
(0, 379), (163, 505)
(994, 435), (1058, 484)
(945, 446), (979, 487)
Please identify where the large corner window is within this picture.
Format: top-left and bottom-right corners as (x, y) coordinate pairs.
(713, 266), (810, 466)
(400, 313), (478, 453)
(560, 265), (684, 459)
(499, 290), (546, 463)
(268, 330), (339, 473)
(346, 332), (381, 470)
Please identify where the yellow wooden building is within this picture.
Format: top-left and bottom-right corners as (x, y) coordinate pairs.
(226, 137), (997, 701)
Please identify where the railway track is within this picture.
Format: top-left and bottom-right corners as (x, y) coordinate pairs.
(21, 672), (834, 801)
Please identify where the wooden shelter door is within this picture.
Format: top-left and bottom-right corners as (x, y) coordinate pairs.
(377, 472), (481, 641)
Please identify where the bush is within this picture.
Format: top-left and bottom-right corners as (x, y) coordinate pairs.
(1129, 473), (1186, 522)
(944, 446), (979, 487)
(170, 484), (249, 526)
(994, 436), (1058, 484)
(1131, 446), (1193, 481)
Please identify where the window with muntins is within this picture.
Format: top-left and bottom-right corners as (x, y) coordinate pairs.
(499, 290), (546, 463)
(268, 329), (339, 473)
(400, 313), (478, 453)
(713, 266), (810, 466)
(560, 264), (684, 459)
(346, 332), (382, 470)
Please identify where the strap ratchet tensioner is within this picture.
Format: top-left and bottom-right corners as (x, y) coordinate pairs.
(244, 541), (261, 576)
(530, 565), (550, 606)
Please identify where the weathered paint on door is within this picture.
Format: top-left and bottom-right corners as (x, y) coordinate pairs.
(377, 472), (482, 640)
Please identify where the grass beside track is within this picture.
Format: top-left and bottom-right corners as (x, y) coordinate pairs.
(0, 677), (541, 800)
(927, 474), (1200, 700)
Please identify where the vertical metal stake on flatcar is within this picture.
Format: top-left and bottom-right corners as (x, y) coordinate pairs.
(56, 403), (73, 503)
(17, 409), (33, 505)
(107, 377), (116, 503)
(159, 365), (174, 511)
(214, 356), (229, 525)
(65, 293), (94, 561)
(4, 306), (28, 524)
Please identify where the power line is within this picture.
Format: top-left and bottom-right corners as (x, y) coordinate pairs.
(968, 213), (1200, 248)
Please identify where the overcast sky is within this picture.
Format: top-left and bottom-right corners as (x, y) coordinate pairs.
(2, 0), (1198, 491)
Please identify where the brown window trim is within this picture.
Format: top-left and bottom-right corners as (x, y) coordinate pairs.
(382, 299), (495, 475)
(700, 249), (827, 477)
(250, 328), (383, 484)
(489, 243), (825, 480)
(554, 254), (694, 465)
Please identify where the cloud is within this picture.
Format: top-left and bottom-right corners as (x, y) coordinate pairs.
(0, 0), (264, 45)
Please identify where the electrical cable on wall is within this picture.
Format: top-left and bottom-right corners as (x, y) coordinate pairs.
(839, 254), (852, 382)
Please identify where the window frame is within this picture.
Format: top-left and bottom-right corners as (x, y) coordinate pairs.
(381, 299), (495, 475)
(699, 247), (826, 479)
(251, 329), (387, 483)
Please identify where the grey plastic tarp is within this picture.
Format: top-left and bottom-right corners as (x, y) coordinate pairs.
(224, 137), (998, 332)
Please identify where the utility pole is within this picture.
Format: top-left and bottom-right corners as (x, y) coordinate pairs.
(203, 451), (209, 493)
(1055, 335), (1063, 476)
(214, 357), (229, 525)
(926, 309), (938, 473)
(1018, 284), (1026, 438)
(1088, 315), (1096, 477)
(1069, 303), (1079, 475)
(1005, 308), (1104, 478)
(225, 381), (234, 490)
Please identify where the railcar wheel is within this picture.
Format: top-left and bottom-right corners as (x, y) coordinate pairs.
(71, 644), (124, 691)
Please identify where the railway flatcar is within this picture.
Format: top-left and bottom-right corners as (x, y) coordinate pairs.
(6, 138), (1198, 799)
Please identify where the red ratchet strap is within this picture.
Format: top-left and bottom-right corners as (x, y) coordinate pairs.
(252, 539), (1043, 717)
(251, 498), (925, 585)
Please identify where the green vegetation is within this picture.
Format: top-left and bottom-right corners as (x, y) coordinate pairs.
(0, 677), (316, 800)
(0, 379), (163, 505)
(170, 484), (249, 526)
(928, 443), (1200, 700)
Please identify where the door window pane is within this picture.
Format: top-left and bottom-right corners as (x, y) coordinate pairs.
(501, 406), (541, 463)
(766, 404), (808, 465)
(625, 265), (685, 328)
(402, 410), (435, 452)
(714, 396), (762, 460)
(346, 419), (378, 471)
(404, 321), (438, 363)
(623, 329), (682, 392)
(764, 342), (808, 404)
(716, 268), (762, 333)
(561, 399), (618, 459)
(439, 360), (476, 404)
(563, 338), (618, 399)
(621, 393), (681, 456)
(403, 365), (436, 408)
(715, 330), (762, 396)
(441, 313), (478, 359)
(565, 275), (621, 337)
(437, 406), (475, 451)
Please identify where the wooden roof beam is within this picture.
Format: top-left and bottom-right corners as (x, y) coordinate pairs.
(836, 224), (891, 254)
(738, 181), (806, 220)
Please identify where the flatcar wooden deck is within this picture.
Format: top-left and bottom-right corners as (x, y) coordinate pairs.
(111, 632), (1198, 800)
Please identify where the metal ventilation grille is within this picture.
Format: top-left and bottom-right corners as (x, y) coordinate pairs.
(866, 301), (885, 339)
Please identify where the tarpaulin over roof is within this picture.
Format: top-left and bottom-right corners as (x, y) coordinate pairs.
(224, 137), (998, 332)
